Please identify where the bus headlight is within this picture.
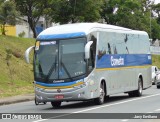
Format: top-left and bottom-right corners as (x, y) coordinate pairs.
(87, 79), (94, 86)
(36, 87), (43, 91)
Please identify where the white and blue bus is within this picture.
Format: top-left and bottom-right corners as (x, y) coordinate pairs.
(25, 23), (152, 108)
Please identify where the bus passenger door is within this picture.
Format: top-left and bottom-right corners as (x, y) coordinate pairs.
(87, 35), (97, 73)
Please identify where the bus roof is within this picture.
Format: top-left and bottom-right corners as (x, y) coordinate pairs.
(37, 23), (148, 40)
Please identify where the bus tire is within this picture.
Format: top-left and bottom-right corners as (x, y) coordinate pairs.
(51, 101), (61, 108)
(135, 78), (143, 97)
(94, 82), (105, 105)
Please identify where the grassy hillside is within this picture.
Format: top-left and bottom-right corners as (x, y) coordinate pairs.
(0, 35), (35, 98)
(152, 55), (160, 68)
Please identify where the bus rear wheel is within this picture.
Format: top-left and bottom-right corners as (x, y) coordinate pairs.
(135, 78), (143, 97)
(51, 101), (61, 108)
(128, 78), (143, 97)
(94, 82), (105, 105)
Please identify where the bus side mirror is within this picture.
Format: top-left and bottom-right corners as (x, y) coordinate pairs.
(25, 46), (35, 63)
(85, 41), (93, 59)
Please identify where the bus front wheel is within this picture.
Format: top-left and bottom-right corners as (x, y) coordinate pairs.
(94, 82), (105, 105)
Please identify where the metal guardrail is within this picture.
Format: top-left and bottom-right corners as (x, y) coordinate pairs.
(150, 46), (160, 55)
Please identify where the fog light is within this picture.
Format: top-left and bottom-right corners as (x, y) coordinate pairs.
(78, 92), (85, 98)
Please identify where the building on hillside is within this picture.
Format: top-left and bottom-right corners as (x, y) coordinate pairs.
(5, 25), (16, 36)
(3, 17), (57, 38)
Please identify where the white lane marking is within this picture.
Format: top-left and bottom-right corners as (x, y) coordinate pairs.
(34, 119), (48, 122)
(73, 93), (160, 113)
(33, 93), (160, 122)
(146, 112), (153, 113)
(155, 109), (160, 112)
(121, 119), (129, 122)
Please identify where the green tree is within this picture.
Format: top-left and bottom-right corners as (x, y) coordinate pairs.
(0, 0), (4, 4)
(101, 0), (160, 39)
(152, 3), (160, 25)
(15, 0), (48, 38)
(0, 0), (18, 35)
(101, 0), (144, 26)
(101, 0), (119, 25)
(151, 3), (160, 40)
(151, 19), (160, 41)
(48, 0), (103, 24)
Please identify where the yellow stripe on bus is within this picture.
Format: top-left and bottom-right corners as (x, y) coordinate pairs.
(96, 65), (151, 71)
(35, 82), (84, 89)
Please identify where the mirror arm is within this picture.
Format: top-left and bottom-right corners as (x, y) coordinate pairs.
(85, 41), (93, 59)
(25, 46), (35, 63)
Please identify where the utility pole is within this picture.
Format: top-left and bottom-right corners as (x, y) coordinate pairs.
(150, 7), (152, 39)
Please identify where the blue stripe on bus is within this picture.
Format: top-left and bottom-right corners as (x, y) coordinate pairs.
(37, 32), (86, 40)
(96, 54), (152, 68)
(35, 79), (84, 87)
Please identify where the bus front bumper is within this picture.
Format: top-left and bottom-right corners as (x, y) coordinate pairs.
(35, 86), (91, 103)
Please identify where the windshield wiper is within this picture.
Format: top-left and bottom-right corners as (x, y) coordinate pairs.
(46, 55), (57, 81)
(61, 61), (73, 81)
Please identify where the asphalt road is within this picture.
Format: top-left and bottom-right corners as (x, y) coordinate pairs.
(0, 85), (160, 122)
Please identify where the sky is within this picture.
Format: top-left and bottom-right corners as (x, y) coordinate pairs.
(154, 0), (160, 4)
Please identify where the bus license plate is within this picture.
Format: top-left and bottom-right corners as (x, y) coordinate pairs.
(55, 95), (64, 99)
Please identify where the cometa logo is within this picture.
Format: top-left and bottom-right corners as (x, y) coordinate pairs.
(111, 56), (124, 66)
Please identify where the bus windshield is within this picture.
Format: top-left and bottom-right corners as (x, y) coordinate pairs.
(34, 37), (86, 83)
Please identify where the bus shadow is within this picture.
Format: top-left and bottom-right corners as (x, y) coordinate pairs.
(45, 94), (134, 110)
